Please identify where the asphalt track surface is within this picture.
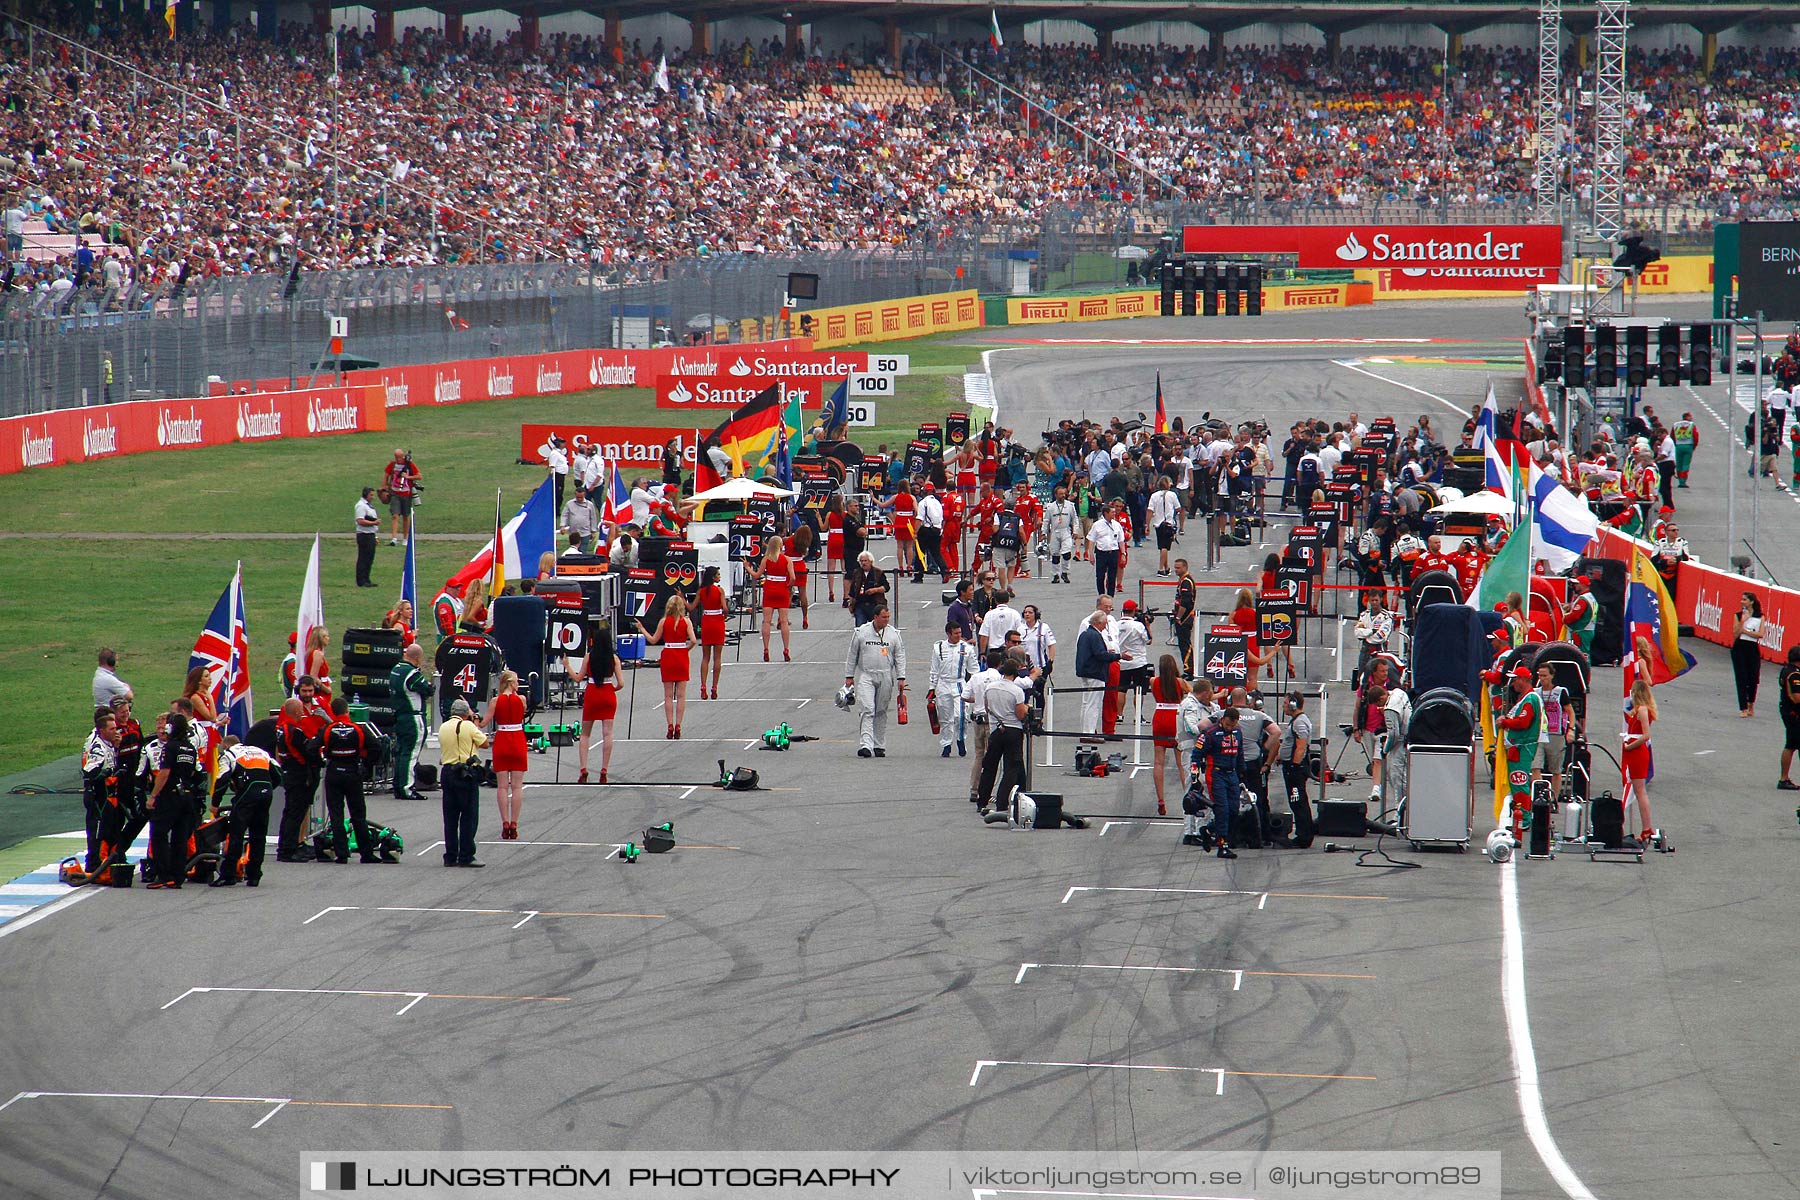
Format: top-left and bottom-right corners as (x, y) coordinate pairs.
(3, 300), (1796, 1200)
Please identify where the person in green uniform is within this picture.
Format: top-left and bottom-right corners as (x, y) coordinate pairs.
(1671, 412), (1699, 487)
(1496, 664), (1545, 823)
(389, 643), (432, 801)
(1562, 574), (1597, 656)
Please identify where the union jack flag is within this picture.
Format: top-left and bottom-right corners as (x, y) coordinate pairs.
(189, 565), (253, 739)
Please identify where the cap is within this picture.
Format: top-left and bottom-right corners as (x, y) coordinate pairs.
(1494, 602), (1507, 612)
(1576, 574), (1591, 587)
(1122, 599), (1139, 612)
(1512, 663), (1534, 680)
(288, 632), (298, 647)
(923, 482), (936, 493)
(1659, 505), (1674, 514)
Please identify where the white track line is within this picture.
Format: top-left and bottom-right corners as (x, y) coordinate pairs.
(1332, 358), (1465, 416)
(1501, 859), (1597, 1200)
(0, 888), (98, 940)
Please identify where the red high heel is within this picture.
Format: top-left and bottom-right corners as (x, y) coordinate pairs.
(666, 725), (674, 739)
(1158, 801), (1167, 817)
(783, 650), (791, 662)
(598, 770), (608, 784)
(802, 615), (810, 629)
(763, 648), (770, 662)
(578, 769), (589, 784)
(674, 725), (683, 739)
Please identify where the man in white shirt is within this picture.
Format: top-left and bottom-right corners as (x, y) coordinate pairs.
(1087, 502), (1126, 597)
(1319, 433), (1344, 479)
(628, 480), (654, 528)
(1148, 475), (1181, 576)
(1171, 453), (1192, 531)
(578, 445), (604, 494)
(916, 486), (946, 579)
(978, 593), (1024, 654)
(93, 648), (132, 708)
(974, 659), (1030, 819)
(1768, 386), (1792, 436)
(961, 649), (1002, 803)
(354, 486), (381, 588)
(928, 622), (977, 757)
(540, 435), (571, 510)
(1115, 599), (1152, 694)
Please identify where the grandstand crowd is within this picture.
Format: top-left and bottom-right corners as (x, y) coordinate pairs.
(4, 6), (1800, 297)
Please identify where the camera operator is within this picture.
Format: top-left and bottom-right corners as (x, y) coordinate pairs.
(382, 448), (422, 545)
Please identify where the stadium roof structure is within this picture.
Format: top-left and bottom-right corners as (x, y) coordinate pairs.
(422, 0), (1796, 33)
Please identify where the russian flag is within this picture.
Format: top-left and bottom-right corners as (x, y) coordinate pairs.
(1526, 461), (1599, 571)
(445, 476), (558, 591)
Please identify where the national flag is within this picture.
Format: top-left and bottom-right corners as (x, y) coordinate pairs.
(694, 385), (784, 491)
(989, 9), (1003, 49)
(1476, 380), (1530, 507)
(295, 535), (323, 675)
(444, 476), (558, 592)
(302, 136), (319, 168)
(1474, 499), (1532, 613)
(445, 307), (469, 331)
(774, 414), (794, 490)
(400, 513), (419, 620)
(653, 55), (670, 93)
(165, 0), (178, 38)
(1623, 547), (1696, 691)
(821, 379), (848, 435)
(487, 488), (507, 601)
(602, 458), (632, 525)
(391, 159), (410, 182)
(1526, 460), (1599, 571)
(190, 565), (253, 740)
(1153, 372), (1167, 435)
(777, 387), (805, 467)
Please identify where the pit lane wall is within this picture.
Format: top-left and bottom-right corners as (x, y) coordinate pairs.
(998, 283), (1373, 324)
(0, 385), (385, 475)
(1591, 527), (1796, 665)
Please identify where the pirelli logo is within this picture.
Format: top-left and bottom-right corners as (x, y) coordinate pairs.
(1078, 298), (1110, 317)
(957, 295), (977, 319)
(1281, 287), (1339, 307)
(1017, 300), (1069, 320)
(1116, 295), (1146, 315)
(854, 310), (874, 336)
(931, 299), (950, 323)
(881, 309), (902, 333)
(827, 315), (848, 339)
(1638, 263), (1669, 286)
(905, 302), (926, 326)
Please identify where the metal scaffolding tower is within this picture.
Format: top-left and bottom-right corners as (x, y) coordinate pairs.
(1591, 0), (1629, 240)
(1533, 0), (1563, 222)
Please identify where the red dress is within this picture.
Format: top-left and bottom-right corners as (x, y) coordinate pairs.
(761, 555), (793, 611)
(490, 692), (528, 772)
(1151, 677), (1182, 749)
(792, 555), (809, 599)
(890, 493), (916, 540)
(1621, 711), (1651, 783)
(698, 584), (727, 647)
(826, 512), (844, 558)
(582, 660), (617, 720)
(657, 616), (693, 683)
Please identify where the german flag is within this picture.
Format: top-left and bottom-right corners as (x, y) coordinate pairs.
(1154, 372), (1167, 434)
(695, 385), (784, 491)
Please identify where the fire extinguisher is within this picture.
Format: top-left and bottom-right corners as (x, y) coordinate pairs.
(925, 689), (940, 735)
(897, 687), (909, 726)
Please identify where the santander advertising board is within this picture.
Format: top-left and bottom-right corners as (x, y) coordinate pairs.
(1181, 224), (1563, 272)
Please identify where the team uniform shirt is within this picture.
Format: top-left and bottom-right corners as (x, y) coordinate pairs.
(979, 603), (1026, 648)
(1088, 516), (1125, 553)
(845, 622), (906, 680)
(1020, 621), (1057, 673)
(354, 496), (379, 533)
(82, 729), (117, 782)
(929, 639), (977, 695)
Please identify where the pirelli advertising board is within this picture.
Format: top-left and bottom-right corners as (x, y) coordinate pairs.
(804, 290), (983, 349)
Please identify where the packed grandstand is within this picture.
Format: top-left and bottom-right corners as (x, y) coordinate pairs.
(4, 6), (1800, 300)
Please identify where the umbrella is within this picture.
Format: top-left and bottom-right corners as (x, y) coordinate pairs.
(1430, 490), (1515, 518)
(685, 312), (728, 330)
(688, 477), (799, 503)
(1113, 245), (1152, 260)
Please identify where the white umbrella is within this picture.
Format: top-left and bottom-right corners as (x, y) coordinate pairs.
(688, 477), (799, 503)
(1113, 245), (1151, 260)
(1430, 490), (1515, 518)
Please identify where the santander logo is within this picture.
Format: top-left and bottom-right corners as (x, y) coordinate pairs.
(308, 396), (360, 434)
(1335, 229), (1530, 265)
(434, 372), (463, 404)
(1694, 587), (1723, 633)
(384, 381), (410, 409)
(236, 401), (282, 440)
(21, 424), (55, 467)
(588, 357), (638, 387)
(742, 355), (858, 378)
(488, 367), (515, 397)
(1335, 232), (1370, 262)
(158, 407), (204, 447)
(667, 381), (695, 404)
(670, 352), (718, 377)
(536, 364), (563, 394)
(728, 357), (753, 378)
(82, 416), (118, 458)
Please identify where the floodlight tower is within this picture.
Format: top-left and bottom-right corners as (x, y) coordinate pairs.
(1533, 0), (1562, 223)
(1591, 0), (1628, 240)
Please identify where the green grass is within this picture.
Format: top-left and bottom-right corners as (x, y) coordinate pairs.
(0, 336), (992, 773)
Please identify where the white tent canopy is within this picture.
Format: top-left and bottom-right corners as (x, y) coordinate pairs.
(689, 477), (800, 503)
(1430, 490), (1515, 519)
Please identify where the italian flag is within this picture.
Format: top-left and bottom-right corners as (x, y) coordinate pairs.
(989, 10), (1003, 49)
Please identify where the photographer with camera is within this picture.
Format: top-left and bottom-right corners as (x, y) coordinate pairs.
(382, 448), (422, 545)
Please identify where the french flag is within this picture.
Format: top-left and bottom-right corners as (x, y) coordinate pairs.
(445, 476), (558, 590)
(1526, 461), (1598, 570)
